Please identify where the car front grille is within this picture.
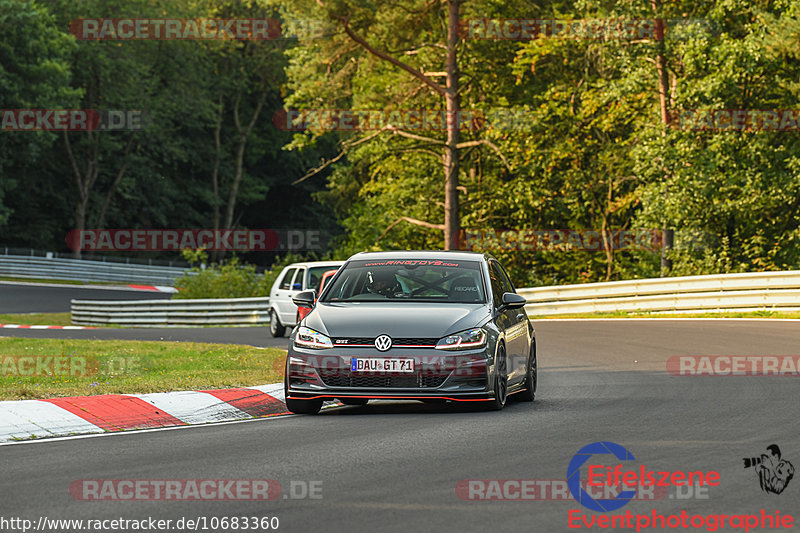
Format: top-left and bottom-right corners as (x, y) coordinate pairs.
(320, 375), (447, 388)
(333, 337), (438, 347)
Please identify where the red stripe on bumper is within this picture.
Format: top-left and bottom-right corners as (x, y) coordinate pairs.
(287, 394), (491, 402)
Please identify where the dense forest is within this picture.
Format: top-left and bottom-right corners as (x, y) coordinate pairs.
(2, 0), (800, 288)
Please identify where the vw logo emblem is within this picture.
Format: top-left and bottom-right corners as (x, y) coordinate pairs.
(374, 334), (392, 352)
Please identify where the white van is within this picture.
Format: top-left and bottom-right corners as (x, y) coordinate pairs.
(268, 260), (344, 337)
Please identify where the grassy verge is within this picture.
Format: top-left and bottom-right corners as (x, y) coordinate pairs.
(533, 310), (800, 319)
(0, 313), (73, 326)
(0, 338), (285, 400)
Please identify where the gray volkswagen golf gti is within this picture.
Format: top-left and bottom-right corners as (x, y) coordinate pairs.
(284, 251), (537, 414)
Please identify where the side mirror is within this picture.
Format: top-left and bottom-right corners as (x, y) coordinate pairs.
(292, 290), (316, 309)
(498, 292), (526, 312)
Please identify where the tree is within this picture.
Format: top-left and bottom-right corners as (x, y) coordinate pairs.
(273, 0), (513, 249)
(0, 0), (80, 235)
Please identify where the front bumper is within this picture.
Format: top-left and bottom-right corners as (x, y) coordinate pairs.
(286, 344), (494, 402)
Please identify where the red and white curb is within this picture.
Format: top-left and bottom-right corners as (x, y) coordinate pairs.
(126, 285), (178, 293)
(0, 383), (311, 444)
(0, 324), (96, 330)
(0, 280), (177, 292)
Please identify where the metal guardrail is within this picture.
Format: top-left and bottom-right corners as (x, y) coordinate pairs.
(0, 254), (191, 286)
(70, 270), (800, 327)
(71, 297), (270, 327)
(518, 271), (800, 315)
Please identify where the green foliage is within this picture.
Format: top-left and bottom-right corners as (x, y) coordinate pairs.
(278, 0), (800, 285)
(0, 0), (80, 230)
(173, 258), (269, 299)
(173, 253), (305, 299)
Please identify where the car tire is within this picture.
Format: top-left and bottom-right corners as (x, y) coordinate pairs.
(339, 398), (368, 406)
(269, 309), (286, 338)
(286, 397), (323, 414)
(514, 342), (537, 403)
(486, 344), (508, 411)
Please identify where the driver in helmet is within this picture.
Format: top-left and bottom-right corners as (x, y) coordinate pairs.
(366, 269), (400, 297)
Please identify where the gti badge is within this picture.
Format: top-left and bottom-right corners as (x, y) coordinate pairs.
(374, 334), (392, 352)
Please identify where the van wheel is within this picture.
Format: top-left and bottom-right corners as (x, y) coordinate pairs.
(269, 309), (286, 337)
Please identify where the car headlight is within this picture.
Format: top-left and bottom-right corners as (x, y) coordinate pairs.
(436, 328), (487, 350)
(294, 326), (333, 349)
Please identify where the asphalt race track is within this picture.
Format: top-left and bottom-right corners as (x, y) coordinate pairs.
(0, 282), (172, 313)
(2, 320), (799, 532)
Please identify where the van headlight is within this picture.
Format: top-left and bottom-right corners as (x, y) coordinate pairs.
(436, 328), (487, 350)
(294, 326), (333, 349)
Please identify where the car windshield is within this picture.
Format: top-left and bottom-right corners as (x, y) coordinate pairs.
(308, 266), (338, 293)
(320, 259), (486, 303)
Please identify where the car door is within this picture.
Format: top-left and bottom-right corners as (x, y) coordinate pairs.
(272, 267), (297, 324)
(497, 263), (531, 379)
(489, 260), (528, 382)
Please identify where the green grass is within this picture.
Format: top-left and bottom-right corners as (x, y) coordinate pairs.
(0, 313), (73, 326)
(0, 338), (286, 400)
(534, 310), (800, 319)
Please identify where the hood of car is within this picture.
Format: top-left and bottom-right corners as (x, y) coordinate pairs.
(305, 302), (491, 338)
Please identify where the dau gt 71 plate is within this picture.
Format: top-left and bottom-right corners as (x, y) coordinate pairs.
(350, 358), (415, 373)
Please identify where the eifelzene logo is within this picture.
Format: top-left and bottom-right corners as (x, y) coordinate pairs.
(743, 445), (795, 495)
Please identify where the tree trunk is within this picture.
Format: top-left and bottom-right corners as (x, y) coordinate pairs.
(95, 136), (135, 233)
(443, 0), (461, 250)
(651, 0), (673, 275)
(212, 92), (223, 231)
(64, 131), (99, 259)
(223, 90), (267, 231)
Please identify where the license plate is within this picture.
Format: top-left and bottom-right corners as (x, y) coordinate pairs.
(350, 358), (415, 373)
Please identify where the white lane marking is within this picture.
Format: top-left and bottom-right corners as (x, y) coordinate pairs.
(0, 400), (104, 443)
(132, 390), (253, 425)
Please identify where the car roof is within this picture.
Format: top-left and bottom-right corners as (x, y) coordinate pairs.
(285, 261), (345, 269)
(348, 250), (490, 262)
